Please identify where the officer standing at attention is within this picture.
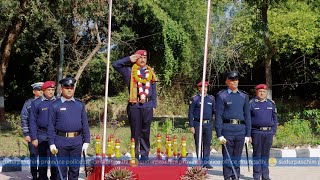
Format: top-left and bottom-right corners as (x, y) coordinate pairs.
(188, 81), (215, 169)
(21, 82), (44, 180)
(250, 84), (277, 180)
(112, 50), (157, 161)
(48, 77), (90, 180)
(29, 81), (57, 180)
(215, 71), (251, 180)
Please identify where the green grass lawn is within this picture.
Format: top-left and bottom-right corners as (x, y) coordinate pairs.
(0, 125), (200, 157)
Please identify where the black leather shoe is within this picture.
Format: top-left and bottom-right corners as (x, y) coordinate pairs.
(202, 164), (213, 169)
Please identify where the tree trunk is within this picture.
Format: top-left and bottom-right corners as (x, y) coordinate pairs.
(74, 22), (102, 90)
(261, 0), (274, 99)
(0, 0), (28, 125)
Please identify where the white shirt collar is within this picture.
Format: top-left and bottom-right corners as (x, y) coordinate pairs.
(227, 88), (239, 94)
(61, 96), (75, 103)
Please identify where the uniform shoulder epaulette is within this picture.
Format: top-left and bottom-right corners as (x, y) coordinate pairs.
(268, 98), (276, 104)
(239, 90), (248, 94)
(249, 99), (255, 104)
(25, 98), (33, 103)
(52, 98), (62, 109)
(208, 95), (215, 101)
(217, 89), (226, 95)
(75, 98), (83, 102)
(191, 95), (199, 101)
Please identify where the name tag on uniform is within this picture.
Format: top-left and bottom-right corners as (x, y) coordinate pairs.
(254, 107), (260, 110)
(60, 108), (67, 111)
(208, 102), (212, 105)
(267, 107), (273, 109)
(41, 108), (47, 111)
(227, 102), (232, 105)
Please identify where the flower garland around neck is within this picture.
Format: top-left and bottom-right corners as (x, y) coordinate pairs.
(132, 64), (153, 103)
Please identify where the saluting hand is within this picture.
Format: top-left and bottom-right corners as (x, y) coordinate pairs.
(130, 54), (141, 63)
(32, 139), (38, 148)
(190, 127), (195, 134)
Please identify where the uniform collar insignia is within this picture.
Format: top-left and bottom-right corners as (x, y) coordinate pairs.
(61, 96), (76, 103)
(227, 88), (239, 94)
(42, 95), (56, 101)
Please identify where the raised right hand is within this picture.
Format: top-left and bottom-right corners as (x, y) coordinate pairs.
(129, 54), (141, 63)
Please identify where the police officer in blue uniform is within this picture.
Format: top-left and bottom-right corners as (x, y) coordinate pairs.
(112, 50), (157, 160)
(48, 77), (90, 180)
(215, 71), (251, 180)
(29, 81), (57, 180)
(21, 82), (43, 180)
(189, 81), (215, 169)
(250, 84), (277, 180)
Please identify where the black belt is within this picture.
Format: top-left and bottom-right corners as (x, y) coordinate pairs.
(223, 119), (245, 125)
(194, 119), (210, 123)
(57, 130), (81, 138)
(38, 127), (47, 132)
(254, 126), (272, 131)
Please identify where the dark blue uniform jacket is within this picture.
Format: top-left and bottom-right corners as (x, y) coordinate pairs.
(249, 97), (278, 134)
(29, 96), (56, 141)
(189, 94), (215, 127)
(48, 97), (90, 147)
(21, 98), (34, 136)
(215, 89), (251, 137)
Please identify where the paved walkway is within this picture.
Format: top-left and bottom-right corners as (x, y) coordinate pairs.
(0, 166), (320, 180)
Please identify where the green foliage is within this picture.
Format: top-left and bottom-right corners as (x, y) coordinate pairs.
(302, 109), (320, 134)
(275, 115), (313, 147)
(138, 0), (206, 83)
(5, 112), (22, 135)
(162, 118), (173, 135)
(151, 121), (159, 136)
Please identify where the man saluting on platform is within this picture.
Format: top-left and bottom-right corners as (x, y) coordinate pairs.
(112, 50), (157, 161)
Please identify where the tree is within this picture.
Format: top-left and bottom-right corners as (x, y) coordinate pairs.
(0, 0), (29, 124)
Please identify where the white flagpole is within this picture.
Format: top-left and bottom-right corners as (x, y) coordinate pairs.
(101, 0), (113, 179)
(198, 0), (212, 161)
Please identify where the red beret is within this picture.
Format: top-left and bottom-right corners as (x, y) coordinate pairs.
(197, 81), (209, 87)
(135, 50), (147, 56)
(42, 81), (56, 90)
(255, 84), (268, 90)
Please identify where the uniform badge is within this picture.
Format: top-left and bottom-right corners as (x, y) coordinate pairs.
(267, 107), (273, 109)
(60, 107), (67, 111)
(41, 107), (48, 111)
(254, 107), (260, 110)
(227, 102), (232, 105)
(208, 102), (212, 105)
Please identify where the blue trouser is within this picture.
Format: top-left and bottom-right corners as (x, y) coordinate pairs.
(128, 106), (153, 159)
(194, 121), (213, 162)
(38, 141), (57, 180)
(252, 132), (273, 180)
(28, 142), (38, 179)
(222, 135), (245, 179)
(56, 145), (82, 180)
